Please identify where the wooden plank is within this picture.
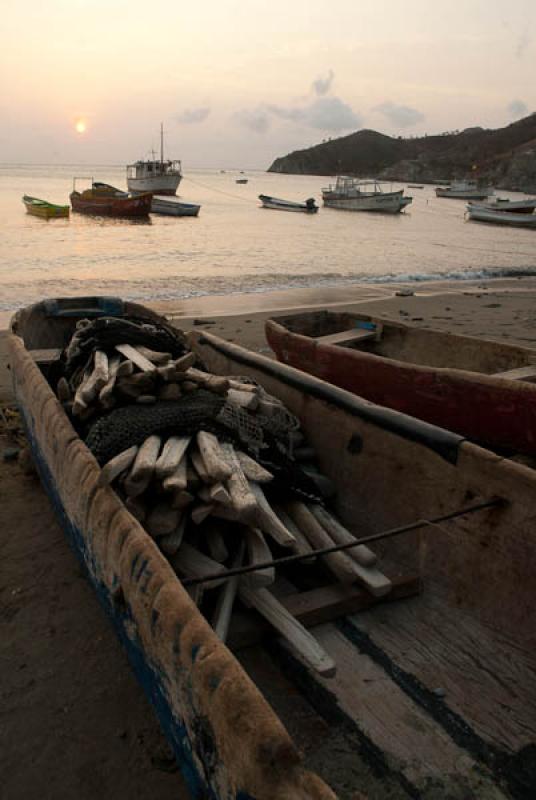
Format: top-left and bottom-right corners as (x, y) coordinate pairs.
(492, 365), (536, 382)
(314, 329), (376, 347)
(28, 347), (62, 365)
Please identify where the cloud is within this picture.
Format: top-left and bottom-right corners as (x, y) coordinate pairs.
(234, 108), (271, 134)
(312, 70), (334, 96)
(267, 97), (361, 132)
(507, 99), (528, 119)
(373, 101), (425, 128)
(174, 107), (211, 124)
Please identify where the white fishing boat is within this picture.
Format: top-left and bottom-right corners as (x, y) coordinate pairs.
(258, 194), (318, 213)
(151, 196), (200, 217)
(473, 197), (536, 214)
(466, 204), (536, 227)
(435, 180), (493, 200)
(127, 124), (182, 196)
(322, 177), (412, 213)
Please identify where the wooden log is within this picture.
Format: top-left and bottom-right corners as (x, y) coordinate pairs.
(171, 542), (228, 588)
(162, 458), (188, 492)
(226, 389), (259, 410)
(156, 363), (178, 382)
(172, 352), (196, 372)
(134, 345), (172, 364)
(145, 502), (181, 538)
(198, 482), (232, 506)
(155, 436), (191, 479)
(98, 445), (139, 487)
(196, 431), (233, 482)
(123, 435), (161, 497)
(191, 503), (214, 525)
(272, 503), (316, 561)
(169, 489), (195, 511)
(184, 367), (230, 395)
(93, 350), (109, 385)
(220, 443), (257, 520)
(239, 585), (336, 678)
(309, 504), (377, 567)
(243, 527), (275, 588)
(212, 542), (245, 642)
(125, 495), (148, 523)
(99, 355), (121, 409)
(190, 450), (210, 484)
(228, 379), (257, 393)
(285, 501), (391, 595)
(249, 483), (296, 547)
(115, 343), (157, 372)
(115, 359), (135, 377)
(159, 515), (187, 555)
(236, 451), (273, 483)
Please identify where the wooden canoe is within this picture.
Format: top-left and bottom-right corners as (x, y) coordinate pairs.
(8, 298), (536, 799)
(266, 309), (536, 457)
(23, 195), (70, 219)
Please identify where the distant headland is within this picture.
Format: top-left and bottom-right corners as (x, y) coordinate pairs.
(268, 113), (536, 192)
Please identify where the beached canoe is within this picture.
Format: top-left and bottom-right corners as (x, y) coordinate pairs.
(266, 309), (536, 457)
(23, 195), (70, 219)
(8, 298), (536, 799)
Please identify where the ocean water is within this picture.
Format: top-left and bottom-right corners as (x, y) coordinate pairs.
(1, 163), (535, 314)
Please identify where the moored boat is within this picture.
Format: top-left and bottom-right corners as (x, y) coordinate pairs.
(476, 197), (536, 213)
(126, 123), (182, 195)
(22, 195), (70, 219)
(70, 180), (152, 217)
(435, 180), (494, 199)
(266, 309), (536, 456)
(258, 194), (318, 213)
(235, 178), (248, 184)
(151, 195), (200, 216)
(322, 177), (412, 212)
(466, 205), (536, 228)
(7, 297), (536, 799)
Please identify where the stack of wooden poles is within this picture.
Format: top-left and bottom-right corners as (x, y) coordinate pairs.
(57, 341), (392, 677)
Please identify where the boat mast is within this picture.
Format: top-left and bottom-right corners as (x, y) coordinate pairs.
(160, 122), (164, 165)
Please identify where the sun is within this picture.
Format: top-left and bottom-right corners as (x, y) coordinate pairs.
(75, 119), (86, 134)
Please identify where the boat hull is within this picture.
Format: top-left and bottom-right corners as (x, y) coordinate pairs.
(127, 174), (181, 195)
(266, 311), (536, 457)
(70, 192), (152, 217)
(322, 190), (411, 212)
(467, 207), (536, 227)
(259, 195), (318, 213)
(151, 196), (200, 216)
(23, 195), (70, 219)
(435, 188), (492, 199)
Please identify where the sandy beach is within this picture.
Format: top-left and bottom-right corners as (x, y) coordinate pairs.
(2, 278), (536, 799)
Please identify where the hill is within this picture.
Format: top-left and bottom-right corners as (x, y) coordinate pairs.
(267, 114), (536, 191)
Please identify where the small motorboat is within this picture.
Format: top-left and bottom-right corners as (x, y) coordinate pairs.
(258, 194), (318, 213)
(466, 204), (536, 228)
(266, 308), (536, 456)
(407, 184), (424, 189)
(235, 178), (248, 184)
(322, 177), (412, 213)
(70, 179), (152, 218)
(469, 197), (536, 214)
(22, 195), (69, 219)
(435, 181), (494, 200)
(151, 196), (200, 216)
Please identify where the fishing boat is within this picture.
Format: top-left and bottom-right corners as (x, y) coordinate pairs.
(151, 196), (200, 217)
(70, 180), (152, 217)
(466, 205), (536, 228)
(127, 123), (182, 195)
(476, 197), (536, 213)
(435, 180), (494, 199)
(407, 184), (424, 189)
(235, 178), (248, 184)
(258, 194), (318, 213)
(22, 195), (69, 219)
(8, 296), (536, 800)
(266, 309), (536, 457)
(322, 177), (412, 213)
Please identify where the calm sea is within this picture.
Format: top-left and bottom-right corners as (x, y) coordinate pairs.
(1, 164), (535, 314)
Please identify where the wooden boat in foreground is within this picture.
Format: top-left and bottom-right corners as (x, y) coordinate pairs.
(70, 180), (152, 217)
(258, 194), (318, 213)
(266, 309), (536, 457)
(22, 195), (70, 219)
(8, 298), (536, 799)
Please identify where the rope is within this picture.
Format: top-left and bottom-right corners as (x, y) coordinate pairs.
(181, 175), (258, 205)
(181, 497), (505, 587)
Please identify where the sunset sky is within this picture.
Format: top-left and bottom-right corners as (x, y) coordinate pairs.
(1, 0), (534, 168)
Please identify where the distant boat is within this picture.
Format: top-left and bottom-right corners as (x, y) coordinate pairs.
(258, 194), (318, 213)
(151, 196), (200, 217)
(473, 197), (536, 214)
(70, 180), (152, 218)
(466, 204), (536, 228)
(127, 123), (182, 196)
(235, 178), (248, 184)
(435, 181), (493, 200)
(322, 177), (412, 213)
(407, 184), (424, 189)
(22, 195), (69, 219)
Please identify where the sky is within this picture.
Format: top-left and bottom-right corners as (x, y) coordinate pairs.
(1, 0), (535, 169)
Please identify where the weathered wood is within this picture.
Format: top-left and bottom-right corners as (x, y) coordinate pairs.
(243, 527), (275, 588)
(159, 515), (187, 555)
(249, 483), (296, 547)
(184, 367), (230, 394)
(173, 352), (196, 372)
(135, 345), (172, 364)
(315, 328), (376, 346)
(227, 388), (259, 410)
(204, 522), (230, 563)
(115, 359), (134, 377)
(169, 489), (195, 510)
(239, 585), (336, 678)
(220, 443), (258, 519)
(196, 431), (233, 482)
(198, 482), (232, 506)
(156, 363), (178, 382)
(191, 503), (214, 525)
(236, 451), (273, 483)
(98, 445), (139, 487)
(228, 379), (257, 393)
(145, 502), (181, 538)
(155, 436), (191, 479)
(99, 355), (121, 408)
(162, 458), (188, 492)
(212, 542), (245, 642)
(123, 435), (161, 496)
(309, 504), (377, 567)
(272, 503), (316, 560)
(190, 450), (210, 483)
(115, 343), (157, 372)
(171, 542), (228, 588)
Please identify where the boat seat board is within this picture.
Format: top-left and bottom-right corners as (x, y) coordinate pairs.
(29, 348), (62, 366)
(345, 592), (536, 755)
(492, 365), (536, 382)
(314, 329), (377, 347)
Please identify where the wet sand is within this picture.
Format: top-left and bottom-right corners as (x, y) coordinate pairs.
(2, 278), (536, 799)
